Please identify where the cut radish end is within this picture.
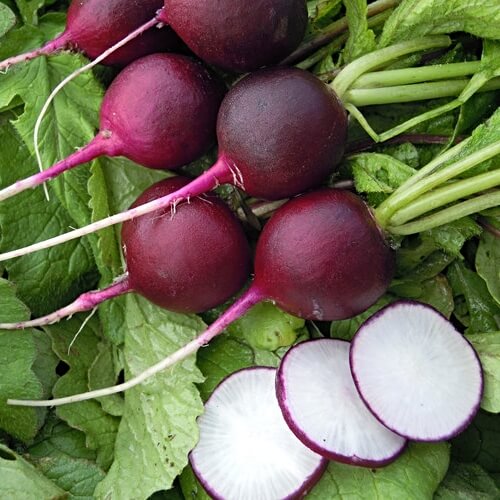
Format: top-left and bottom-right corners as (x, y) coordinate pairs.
(276, 339), (407, 467)
(190, 367), (327, 500)
(350, 301), (483, 442)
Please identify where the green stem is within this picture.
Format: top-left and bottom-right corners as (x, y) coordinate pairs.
(388, 191), (500, 235)
(345, 77), (500, 106)
(345, 103), (380, 142)
(351, 61), (481, 88)
(332, 36), (451, 99)
(389, 170), (500, 226)
(283, 0), (400, 65)
(375, 139), (500, 227)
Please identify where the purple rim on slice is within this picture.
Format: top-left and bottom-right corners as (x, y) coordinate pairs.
(190, 367), (327, 500)
(350, 300), (483, 442)
(276, 339), (407, 467)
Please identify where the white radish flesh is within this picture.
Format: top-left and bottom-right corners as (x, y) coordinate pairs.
(350, 301), (483, 441)
(276, 339), (406, 466)
(190, 367), (327, 500)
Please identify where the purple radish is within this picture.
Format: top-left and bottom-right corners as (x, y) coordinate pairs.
(0, 53), (225, 202)
(7, 188), (395, 407)
(0, 66), (348, 255)
(350, 301), (483, 442)
(276, 339), (407, 467)
(0, 177), (251, 330)
(0, 0), (180, 71)
(161, 0), (308, 72)
(190, 367), (327, 500)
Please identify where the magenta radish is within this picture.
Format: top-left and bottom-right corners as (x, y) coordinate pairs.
(0, 0), (180, 71)
(276, 339), (406, 467)
(0, 53), (225, 202)
(190, 367), (327, 500)
(0, 177), (251, 330)
(350, 301), (483, 441)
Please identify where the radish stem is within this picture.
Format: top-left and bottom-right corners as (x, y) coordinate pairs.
(351, 61), (481, 89)
(388, 190), (500, 235)
(0, 275), (131, 330)
(345, 77), (500, 106)
(332, 36), (451, 99)
(7, 287), (263, 407)
(389, 169), (500, 226)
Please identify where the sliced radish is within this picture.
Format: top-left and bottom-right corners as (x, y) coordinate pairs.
(350, 301), (483, 442)
(190, 367), (327, 500)
(276, 339), (406, 466)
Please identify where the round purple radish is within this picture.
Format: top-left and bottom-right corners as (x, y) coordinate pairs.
(216, 67), (347, 200)
(122, 177), (251, 313)
(0, 177), (251, 330)
(277, 339), (406, 467)
(161, 0), (308, 72)
(190, 367), (327, 500)
(254, 189), (394, 320)
(0, 0), (180, 71)
(0, 53), (225, 202)
(350, 301), (483, 442)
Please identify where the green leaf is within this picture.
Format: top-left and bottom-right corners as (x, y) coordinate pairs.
(343, 0), (377, 62)
(0, 4), (16, 38)
(422, 218), (481, 256)
(0, 111), (97, 317)
(435, 462), (500, 499)
(46, 316), (120, 471)
(467, 331), (500, 413)
(451, 411), (500, 475)
(0, 278), (50, 442)
(13, 0), (54, 25)
(447, 261), (500, 333)
(380, 0), (500, 47)
(179, 465), (211, 500)
(0, 444), (65, 499)
(94, 295), (205, 500)
(351, 153), (416, 204)
(32, 455), (105, 500)
(476, 216), (500, 305)
(308, 442), (450, 499)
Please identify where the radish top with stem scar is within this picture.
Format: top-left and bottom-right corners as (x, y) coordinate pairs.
(0, 53), (225, 203)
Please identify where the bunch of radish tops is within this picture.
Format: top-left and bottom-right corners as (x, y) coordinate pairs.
(0, 0), (499, 498)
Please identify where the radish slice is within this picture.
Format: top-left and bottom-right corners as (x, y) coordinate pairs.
(276, 339), (406, 466)
(190, 367), (327, 500)
(350, 301), (483, 442)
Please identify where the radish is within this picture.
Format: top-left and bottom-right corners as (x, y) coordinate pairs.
(276, 339), (407, 466)
(0, 0), (180, 71)
(190, 367), (327, 500)
(350, 301), (483, 442)
(0, 53), (225, 202)
(0, 177), (251, 330)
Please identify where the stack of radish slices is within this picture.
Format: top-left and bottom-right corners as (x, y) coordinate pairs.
(190, 301), (483, 499)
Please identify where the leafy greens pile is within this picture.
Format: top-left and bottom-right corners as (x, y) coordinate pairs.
(0, 0), (499, 498)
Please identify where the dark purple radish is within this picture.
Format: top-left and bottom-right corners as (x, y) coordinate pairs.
(350, 301), (483, 442)
(7, 188), (395, 407)
(0, 66), (348, 258)
(161, 0), (308, 72)
(0, 177), (251, 330)
(276, 339), (406, 467)
(0, 53), (225, 202)
(190, 367), (327, 500)
(0, 0), (180, 71)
